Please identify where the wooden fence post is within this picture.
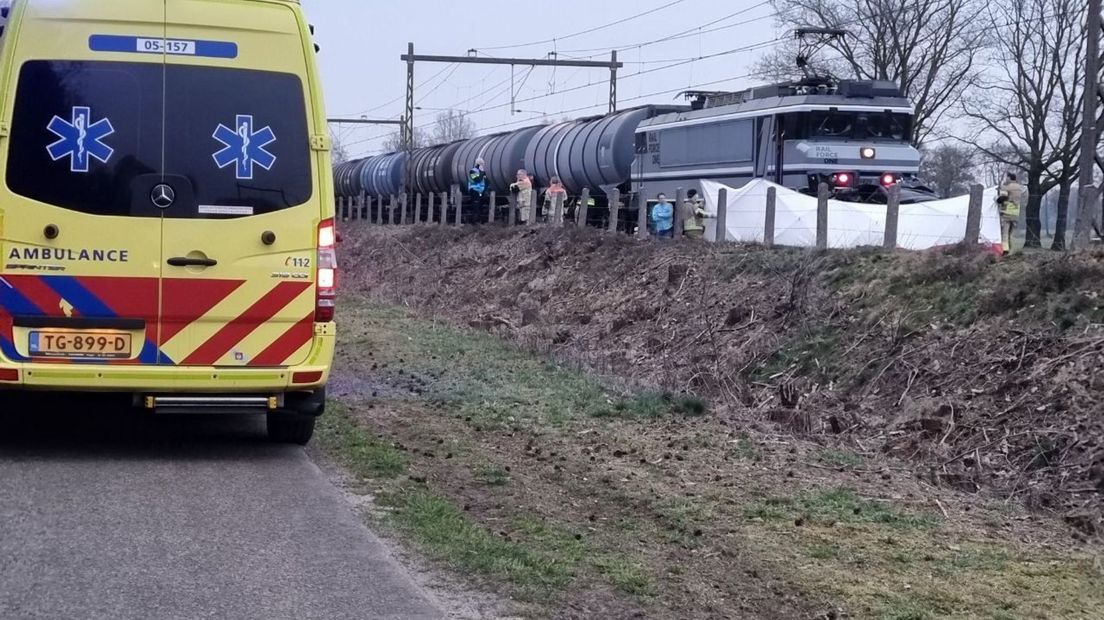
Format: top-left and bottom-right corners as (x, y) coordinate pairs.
(440, 191), (448, 226)
(453, 185), (462, 227)
(716, 187), (729, 243)
(376, 194), (384, 225)
(816, 182), (829, 250)
(608, 189), (621, 233)
(448, 186), (456, 226)
(553, 193), (565, 225)
(487, 191), (497, 224)
(673, 188), (686, 239)
(884, 184), (901, 250)
(400, 193), (408, 225)
(579, 188), (591, 227)
(427, 192), (436, 225)
(508, 191), (517, 226)
(763, 187), (776, 247)
(359, 192), (367, 221)
(528, 189), (539, 226)
(964, 183), (983, 245)
(637, 191), (649, 239)
(415, 193), (423, 224)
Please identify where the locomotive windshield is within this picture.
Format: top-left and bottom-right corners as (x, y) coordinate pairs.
(782, 110), (913, 142)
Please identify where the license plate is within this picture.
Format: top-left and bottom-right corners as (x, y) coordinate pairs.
(28, 330), (133, 360)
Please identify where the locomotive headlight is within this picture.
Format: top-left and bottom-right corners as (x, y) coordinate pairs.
(860, 147), (877, 160)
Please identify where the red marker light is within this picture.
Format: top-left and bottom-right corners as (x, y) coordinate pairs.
(834, 172), (853, 187)
(881, 173), (898, 187)
(315, 218), (337, 323)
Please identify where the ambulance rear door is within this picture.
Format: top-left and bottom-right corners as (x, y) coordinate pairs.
(156, 0), (319, 369)
(0, 0), (167, 366)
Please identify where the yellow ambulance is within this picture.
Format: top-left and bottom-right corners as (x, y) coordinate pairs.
(0, 0), (336, 444)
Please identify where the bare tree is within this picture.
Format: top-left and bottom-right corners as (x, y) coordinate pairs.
(766, 0), (985, 144)
(975, 144), (1021, 187)
(919, 143), (978, 197)
(381, 127), (430, 153)
(431, 109), (476, 144)
(330, 129), (350, 166)
(380, 111), (475, 153)
(960, 0), (1085, 249)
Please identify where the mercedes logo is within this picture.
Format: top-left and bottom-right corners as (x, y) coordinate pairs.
(151, 183), (176, 209)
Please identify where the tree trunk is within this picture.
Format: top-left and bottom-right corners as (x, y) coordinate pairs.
(1024, 180), (1043, 248)
(1051, 182), (1071, 251)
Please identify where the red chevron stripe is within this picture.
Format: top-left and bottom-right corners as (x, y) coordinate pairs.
(160, 278), (246, 345)
(76, 277), (161, 361)
(250, 313), (315, 366)
(181, 281), (311, 366)
(8, 276), (64, 316)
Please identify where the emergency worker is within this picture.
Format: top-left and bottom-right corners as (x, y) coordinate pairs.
(468, 157), (488, 220)
(510, 169), (533, 224)
(543, 177), (567, 223)
(679, 189), (708, 239)
(651, 193), (674, 239)
(574, 195), (597, 225)
(998, 172), (1023, 256)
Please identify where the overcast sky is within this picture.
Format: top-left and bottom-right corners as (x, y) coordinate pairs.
(301, 0), (780, 159)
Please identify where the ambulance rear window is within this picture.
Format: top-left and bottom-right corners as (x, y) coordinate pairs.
(6, 60), (313, 218)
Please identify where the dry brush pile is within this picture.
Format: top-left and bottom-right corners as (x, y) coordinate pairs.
(342, 225), (1104, 536)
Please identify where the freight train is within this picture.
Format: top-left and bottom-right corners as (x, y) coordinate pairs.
(333, 78), (936, 224)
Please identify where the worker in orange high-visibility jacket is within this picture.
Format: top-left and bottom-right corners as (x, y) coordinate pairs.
(510, 169), (533, 224)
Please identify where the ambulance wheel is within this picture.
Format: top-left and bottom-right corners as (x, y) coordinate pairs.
(267, 412), (316, 445)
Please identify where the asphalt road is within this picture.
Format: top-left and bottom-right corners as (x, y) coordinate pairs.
(0, 395), (445, 620)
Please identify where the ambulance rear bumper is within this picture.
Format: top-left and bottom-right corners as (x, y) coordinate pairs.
(0, 334), (334, 393)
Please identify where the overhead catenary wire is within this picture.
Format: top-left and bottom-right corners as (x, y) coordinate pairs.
(558, 2), (775, 56)
(336, 61), (458, 118)
(415, 63), (462, 104)
(342, 36), (782, 153)
(344, 68), (763, 154)
(349, 4), (961, 155)
(472, 0), (690, 53)
(469, 70), (767, 136)
(408, 37), (782, 132)
(351, 0), (1031, 133)
(344, 3), (780, 151)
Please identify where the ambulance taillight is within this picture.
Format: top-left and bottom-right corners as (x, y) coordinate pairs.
(316, 219), (337, 322)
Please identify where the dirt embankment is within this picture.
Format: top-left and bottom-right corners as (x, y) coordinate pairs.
(342, 225), (1104, 534)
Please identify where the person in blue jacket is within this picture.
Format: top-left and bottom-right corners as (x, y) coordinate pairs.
(468, 157), (488, 220)
(650, 193), (674, 238)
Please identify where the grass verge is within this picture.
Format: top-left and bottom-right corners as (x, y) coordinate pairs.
(318, 401), (654, 603)
(321, 299), (1104, 618)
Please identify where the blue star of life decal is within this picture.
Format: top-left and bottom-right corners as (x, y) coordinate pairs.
(212, 115), (277, 180)
(46, 106), (115, 173)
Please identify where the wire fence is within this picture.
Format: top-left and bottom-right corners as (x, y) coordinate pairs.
(334, 183), (994, 251)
